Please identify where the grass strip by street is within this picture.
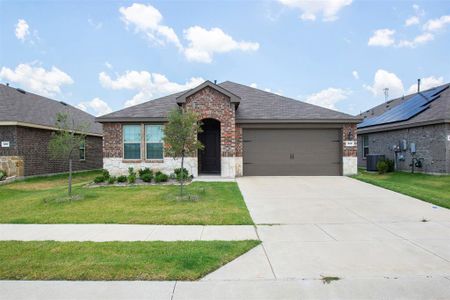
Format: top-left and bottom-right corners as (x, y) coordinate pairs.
(352, 170), (450, 209)
(0, 171), (253, 225)
(0, 240), (260, 281)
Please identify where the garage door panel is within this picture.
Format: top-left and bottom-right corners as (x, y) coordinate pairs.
(243, 129), (341, 176)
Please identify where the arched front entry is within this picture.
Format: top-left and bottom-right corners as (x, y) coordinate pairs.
(198, 118), (221, 174)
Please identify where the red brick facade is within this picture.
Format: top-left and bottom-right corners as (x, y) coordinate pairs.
(0, 125), (102, 176)
(184, 86), (238, 157)
(103, 123), (123, 158)
(235, 125), (243, 157)
(342, 123), (357, 157)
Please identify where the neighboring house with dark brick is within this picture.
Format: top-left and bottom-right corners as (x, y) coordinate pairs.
(0, 84), (103, 177)
(357, 83), (450, 174)
(96, 81), (360, 177)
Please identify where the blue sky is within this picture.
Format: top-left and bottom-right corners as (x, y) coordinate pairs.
(1, 0), (450, 117)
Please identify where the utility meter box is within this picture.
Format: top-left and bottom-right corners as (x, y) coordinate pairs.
(400, 139), (407, 151)
(410, 143), (416, 154)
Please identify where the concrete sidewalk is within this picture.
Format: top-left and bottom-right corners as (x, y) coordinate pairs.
(2, 277), (450, 300)
(0, 224), (257, 241)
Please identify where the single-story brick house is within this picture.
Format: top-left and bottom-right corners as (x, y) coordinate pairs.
(357, 83), (450, 174)
(96, 81), (360, 177)
(0, 84), (103, 177)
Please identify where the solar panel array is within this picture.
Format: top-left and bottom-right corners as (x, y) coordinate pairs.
(358, 85), (449, 129)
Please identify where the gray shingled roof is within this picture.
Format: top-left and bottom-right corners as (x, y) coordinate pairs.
(97, 81), (359, 123)
(358, 83), (450, 133)
(0, 84), (102, 135)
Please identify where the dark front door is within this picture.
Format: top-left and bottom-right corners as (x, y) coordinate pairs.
(198, 119), (221, 174)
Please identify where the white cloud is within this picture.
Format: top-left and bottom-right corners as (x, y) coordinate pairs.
(99, 70), (204, 107)
(397, 32), (434, 48)
(0, 63), (73, 96)
(278, 0), (352, 22)
(119, 3), (182, 49)
(99, 70), (151, 90)
(368, 29), (396, 47)
(77, 97), (112, 116)
(364, 69), (404, 99)
(15, 19), (30, 41)
(423, 15), (450, 31)
(183, 26), (259, 63)
(405, 16), (420, 27)
(407, 76), (444, 94)
(303, 87), (351, 110)
(352, 70), (359, 79)
(119, 3), (259, 63)
(405, 5), (424, 27)
(104, 62), (113, 70)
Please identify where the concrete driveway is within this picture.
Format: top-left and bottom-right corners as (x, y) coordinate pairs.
(202, 176), (450, 298)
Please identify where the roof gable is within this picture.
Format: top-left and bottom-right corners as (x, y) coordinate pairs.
(175, 80), (241, 105)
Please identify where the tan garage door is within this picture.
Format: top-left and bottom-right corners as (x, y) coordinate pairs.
(243, 129), (341, 176)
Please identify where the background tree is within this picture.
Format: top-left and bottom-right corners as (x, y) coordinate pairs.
(163, 108), (203, 196)
(48, 112), (89, 197)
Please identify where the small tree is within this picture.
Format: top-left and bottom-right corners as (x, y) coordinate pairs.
(163, 108), (203, 196)
(48, 112), (89, 197)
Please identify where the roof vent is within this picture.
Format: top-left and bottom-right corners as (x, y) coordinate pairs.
(60, 101), (68, 106)
(16, 88), (26, 94)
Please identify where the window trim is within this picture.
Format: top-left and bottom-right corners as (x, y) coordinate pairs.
(362, 135), (369, 159)
(122, 124), (142, 161)
(79, 138), (86, 161)
(144, 124), (164, 160)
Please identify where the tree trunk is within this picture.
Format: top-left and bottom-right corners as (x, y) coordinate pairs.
(68, 158), (72, 198)
(180, 153), (185, 196)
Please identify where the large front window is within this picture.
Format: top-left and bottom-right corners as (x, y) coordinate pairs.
(145, 125), (164, 159)
(123, 125), (141, 159)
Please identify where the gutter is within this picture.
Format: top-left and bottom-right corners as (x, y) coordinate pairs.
(96, 117), (362, 124)
(0, 121), (103, 137)
(96, 117), (167, 123)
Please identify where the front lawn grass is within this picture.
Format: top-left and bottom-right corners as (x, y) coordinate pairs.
(0, 240), (260, 280)
(0, 171), (253, 224)
(352, 170), (450, 209)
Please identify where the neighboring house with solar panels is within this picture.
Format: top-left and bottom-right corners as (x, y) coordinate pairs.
(0, 84), (103, 178)
(357, 83), (450, 174)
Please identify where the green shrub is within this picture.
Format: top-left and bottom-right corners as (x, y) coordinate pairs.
(155, 170), (163, 177)
(141, 173), (153, 182)
(117, 175), (127, 183)
(128, 174), (136, 184)
(108, 176), (116, 184)
(138, 168), (153, 179)
(174, 168), (189, 181)
(169, 173), (176, 180)
(154, 172), (169, 183)
(0, 169), (6, 181)
(128, 167), (136, 177)
(385, 159), (395, 172)
(93, 176), (105, 183)
(376, 160), (388, 174)
(101, 169), (110, 179)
